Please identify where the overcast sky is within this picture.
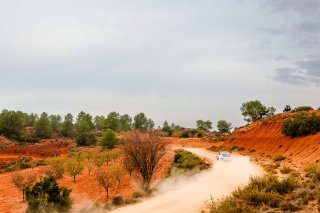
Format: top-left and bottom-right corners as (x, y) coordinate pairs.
(0, 0), (319, 128)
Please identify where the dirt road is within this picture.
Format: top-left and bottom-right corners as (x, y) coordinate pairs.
(112, 148), (261, 213)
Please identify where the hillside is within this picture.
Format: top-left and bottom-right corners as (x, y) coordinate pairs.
(225, 111), (320, 167)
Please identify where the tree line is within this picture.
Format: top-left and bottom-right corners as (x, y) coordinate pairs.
(0, 110), (154, 141)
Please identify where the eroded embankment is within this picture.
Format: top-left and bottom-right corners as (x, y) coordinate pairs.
(225, 111), (320, 167)
(111, 148), (261, 213)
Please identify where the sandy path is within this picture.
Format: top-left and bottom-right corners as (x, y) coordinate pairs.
(112, 148), (261, 213)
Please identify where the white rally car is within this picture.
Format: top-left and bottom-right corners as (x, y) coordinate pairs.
(216, 151), (233, 161)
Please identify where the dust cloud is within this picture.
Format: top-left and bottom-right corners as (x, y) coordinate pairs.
(111, 148), (261, 213)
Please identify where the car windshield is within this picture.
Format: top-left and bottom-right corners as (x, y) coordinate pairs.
(220, 152), (230, 157)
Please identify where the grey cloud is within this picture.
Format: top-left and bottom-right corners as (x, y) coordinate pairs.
(261, 0), (320, 15)
(274, 68), (307, 85)
(274, 54), (320, 85)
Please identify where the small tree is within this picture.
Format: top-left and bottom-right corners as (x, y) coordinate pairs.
(105, 112), (122, 132)
(44, 156), (66, 180)
(66, 158), (84, 182)
(162, 120), (172, 135)
(94, 115), (106, 130)
(240, 100), (275, 123)
(62, 113), (74, 137)
(76, 111), (94, 130)
(86, 161), (95, 175)
(112, 166), (126, 189)
(26, 176), (72, 212)
(123, 131), (167, 191)
(97, 170), (115, 199)
(76, 120), (97, 146)
(102, 151), (114, 166)
(49, 114), (62, 133)
(133, 113), (149, 131)
(93, 154), (105, 168)
(0, 110), (24, 139)
(120, 114), (132, 131)
(147, 118), (155, 130)
(121, 156), (135, 176)
(99, 129), (120, 149)
(11, 173), (36, 201)
(217, 120), (232, 133)
(34, 112), (53, 139)
(196, 120), (212, 131)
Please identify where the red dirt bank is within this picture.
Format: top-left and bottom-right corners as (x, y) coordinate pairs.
(225, 111), (320, 168)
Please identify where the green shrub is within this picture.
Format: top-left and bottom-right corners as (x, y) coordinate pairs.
(26, 176), (72, 213)
(132, 191), (144, 198)
(238, 147), (245, 151)
(99, 129), (120, 149)
(282, 114), (320, 137)
(112, 196), (124, 206)
(304, 163), (320, 181)
(274, 155), (286, 162)
(250, 149), (256, 153)
(246, 176), (298, 195)
(280, 166), (293, 174)
(174, 149), (202, 170)
(230, 145), (239, 151)
(208, 196), (256, 213)
(76, 133), (97, 146)
(280, 200), (302, 211)
(293, 106), (314, 112)
(208, 146), (220, 152)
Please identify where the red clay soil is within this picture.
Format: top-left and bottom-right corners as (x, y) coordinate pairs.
(0, 139), (75, 158)
(0, 137), (218, 213)
(225, 111), (320, 168)
(163, 137), (221, 149)
(0, 149), (175, 213)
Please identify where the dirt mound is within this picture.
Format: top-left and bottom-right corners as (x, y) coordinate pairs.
(226, 111), (320, 167)
(0, 138), (75, 158)
(0, 136), (15, 148)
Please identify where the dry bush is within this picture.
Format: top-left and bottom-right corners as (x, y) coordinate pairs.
(123, 131), (168, 191)
(96, 170), (115, 199)
(112, 166), (126, 189)
(44, 155), (66, 180)
(121, 156), (135, 176)
(66, 157), (84, 182)
(11, 172), (36, 201)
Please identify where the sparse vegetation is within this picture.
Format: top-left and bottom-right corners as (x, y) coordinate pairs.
(280, 166), (293, 174)
(304, 163), (320, 181)
(273, 155), (286, 162)
(208, 175), (300, 212)
(282, 114), (320, 137)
